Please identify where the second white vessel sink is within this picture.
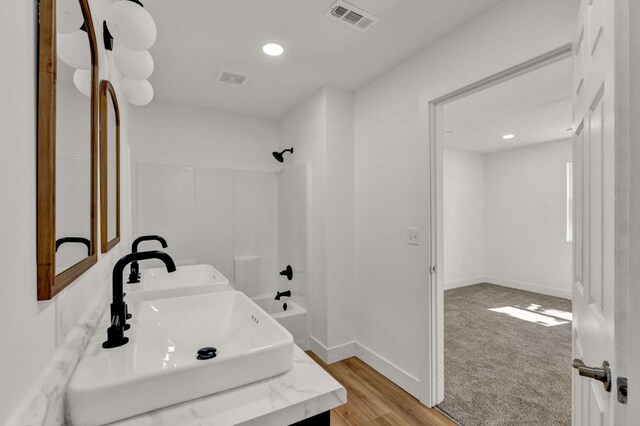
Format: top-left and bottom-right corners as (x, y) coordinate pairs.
(67, 291), (294, 426)
(125, 264), (231, 302)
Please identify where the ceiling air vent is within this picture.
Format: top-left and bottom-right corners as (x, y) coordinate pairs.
(325, 0), (379, 33)
(218, 71), (248, 86)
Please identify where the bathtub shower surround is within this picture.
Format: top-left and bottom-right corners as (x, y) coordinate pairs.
(133, 160), (310, 312)
(134, 162), (279, 296)
(253, 295), (309, 348)
(278, 163), (309, 309)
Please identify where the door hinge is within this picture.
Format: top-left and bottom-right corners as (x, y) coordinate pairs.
(617, 377), (628, 404)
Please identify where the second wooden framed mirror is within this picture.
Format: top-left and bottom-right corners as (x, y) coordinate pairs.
(99, 80), (121, 252)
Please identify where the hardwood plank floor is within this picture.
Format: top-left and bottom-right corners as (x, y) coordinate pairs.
(307, 352), (455, 426)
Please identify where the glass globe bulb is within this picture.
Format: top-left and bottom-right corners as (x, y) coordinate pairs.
(106, 1), (157, 50)
(73, 69), (92, 97)
(122, 78), (153, 106)
(57, 0), (84, 34)
(58, 30), (91, 70)
(113, 45), (154, 80)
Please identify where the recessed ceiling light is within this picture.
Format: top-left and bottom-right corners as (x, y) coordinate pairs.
(262, 43), (284, 56)
(502, 134), (515, 140)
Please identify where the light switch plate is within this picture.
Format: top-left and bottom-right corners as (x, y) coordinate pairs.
(407, 228), (420, 245)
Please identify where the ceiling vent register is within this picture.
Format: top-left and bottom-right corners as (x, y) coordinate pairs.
(325, 0), (380, 33)
(218, 71), (248, 86)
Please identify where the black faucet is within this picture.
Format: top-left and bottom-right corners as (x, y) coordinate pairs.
(127, 235), (168, 284)
(275, 290), (291, 301)
(103, 250), (176, 349)
(55, 237), (91, 256)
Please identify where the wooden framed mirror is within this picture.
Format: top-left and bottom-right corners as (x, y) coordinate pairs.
(37, 0), (99, 300)
(100, 81), (121, 253)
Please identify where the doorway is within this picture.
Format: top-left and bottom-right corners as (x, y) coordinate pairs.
(427, 45), (575, 424)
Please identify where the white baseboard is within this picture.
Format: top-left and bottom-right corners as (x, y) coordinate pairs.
(444, 276), (572, 300)
(444, 277), (485, 290)
(484, 276), (571, 300)
(309, 337), (356, 364)
(354, 343), (420, 398)
(308, 338), (419, 398)
(328, 341), (357, 363)
(309, 336), (328, 362)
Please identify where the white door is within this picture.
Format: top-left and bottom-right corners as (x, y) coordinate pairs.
(571, 0), (624, 424)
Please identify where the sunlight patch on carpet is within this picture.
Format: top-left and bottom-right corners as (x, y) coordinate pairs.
(489, 306), (570, 326)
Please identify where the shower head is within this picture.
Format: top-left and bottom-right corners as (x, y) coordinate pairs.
(272, 148), (294, 163)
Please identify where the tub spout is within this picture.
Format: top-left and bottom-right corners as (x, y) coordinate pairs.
(275, 290), (291, 300)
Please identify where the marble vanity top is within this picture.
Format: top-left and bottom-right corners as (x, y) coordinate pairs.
(108, 346), (346, 426)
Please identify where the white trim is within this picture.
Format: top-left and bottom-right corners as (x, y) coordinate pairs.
(309, 336), (329, 362)
(444, 276), (572, 299)
(327, 341), (357, 363)
(484, 276), (571, 300)
(308, 339), (420, 398)
(355, 343), (420, 398)
(309, 337), (357, 364)
(444, 277), (485, 290)
(425, 44), (575, 408)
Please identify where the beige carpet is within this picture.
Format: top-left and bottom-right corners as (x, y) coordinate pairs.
(437, 283), (572, 426)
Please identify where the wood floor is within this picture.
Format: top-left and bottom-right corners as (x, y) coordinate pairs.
(306, 352), (455, 426)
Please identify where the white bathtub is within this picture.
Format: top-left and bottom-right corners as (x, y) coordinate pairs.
(252, 295), (308, 348)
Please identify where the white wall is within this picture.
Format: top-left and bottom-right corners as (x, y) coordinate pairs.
(281, 89), (329, 345)
(484, 139), (573, 296)
(354, 0), (576, 393)
(0, 0), (133, 422)
(129, 101), (280, 171)
(443, 148), (485, 287)
(443, 141), (573, 298)
(325, 87), (356, 349)
(280, 86), (356, 352)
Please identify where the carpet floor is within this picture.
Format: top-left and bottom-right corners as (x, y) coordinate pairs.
(436, 283), (572, 426)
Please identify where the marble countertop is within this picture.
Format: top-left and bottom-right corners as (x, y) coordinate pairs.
(108, 346), (346, 426)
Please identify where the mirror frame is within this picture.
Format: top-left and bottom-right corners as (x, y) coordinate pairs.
(37, 0), (99, 300)
(99, 80), (121, 253)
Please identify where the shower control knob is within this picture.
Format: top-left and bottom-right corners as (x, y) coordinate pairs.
(279, 265), (293, 281)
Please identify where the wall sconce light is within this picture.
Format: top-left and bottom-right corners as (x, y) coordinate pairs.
(57, 0), (157, 105)
(107, 0), (157, 106)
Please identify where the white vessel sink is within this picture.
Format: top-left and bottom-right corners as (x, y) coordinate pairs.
(125, 264), (231, 302)
(67, 291), (294, 426)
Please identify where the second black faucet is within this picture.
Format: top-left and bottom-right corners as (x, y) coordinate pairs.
(128, 235), (169, 284)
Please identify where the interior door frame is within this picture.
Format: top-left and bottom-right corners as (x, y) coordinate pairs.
(422, 44), (573, 407)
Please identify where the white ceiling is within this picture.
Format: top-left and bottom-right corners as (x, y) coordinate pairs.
(145, 0), (503, 118)
(443, 57), (573, 153)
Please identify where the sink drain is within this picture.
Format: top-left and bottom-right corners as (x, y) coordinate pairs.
(197, 347), (217, 360)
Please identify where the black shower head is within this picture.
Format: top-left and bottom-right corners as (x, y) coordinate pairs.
(272, 148), (294, 163)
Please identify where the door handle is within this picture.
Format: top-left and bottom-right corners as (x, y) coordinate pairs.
(572, 359), (611, 391)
